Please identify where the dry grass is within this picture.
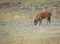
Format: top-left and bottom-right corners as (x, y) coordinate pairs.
(0, 0), (60, 44)
(0, 37), (60, 44)
(0, 26), (60, 44)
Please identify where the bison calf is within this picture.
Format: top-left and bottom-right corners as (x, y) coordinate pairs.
(34, 11), (51, 26)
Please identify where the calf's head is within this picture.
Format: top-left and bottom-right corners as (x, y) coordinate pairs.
(34, 19), (38, 25)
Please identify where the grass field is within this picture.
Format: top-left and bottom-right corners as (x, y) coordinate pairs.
(0, 25), (60, 44)
(0, 0), (60, 44)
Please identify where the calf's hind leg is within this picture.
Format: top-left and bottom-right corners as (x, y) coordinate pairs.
(47, 17), (51, 26)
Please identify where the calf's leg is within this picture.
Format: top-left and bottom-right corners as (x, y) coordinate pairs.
(39, 19), (42, 26)
(47, 17), (51, 26)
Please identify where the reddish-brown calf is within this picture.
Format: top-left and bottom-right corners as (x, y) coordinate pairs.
(34, 11), (51, 26)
